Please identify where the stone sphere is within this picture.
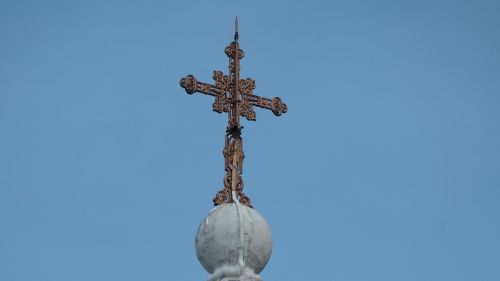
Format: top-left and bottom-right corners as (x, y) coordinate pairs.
(195, 203), (272, 281)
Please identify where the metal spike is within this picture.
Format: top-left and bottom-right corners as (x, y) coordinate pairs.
(234, 16), (239, 40)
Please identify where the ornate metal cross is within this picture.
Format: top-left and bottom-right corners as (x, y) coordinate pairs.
(179, 17), (287, 208)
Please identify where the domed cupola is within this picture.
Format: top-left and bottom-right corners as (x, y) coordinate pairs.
(195, 198), (272, 281)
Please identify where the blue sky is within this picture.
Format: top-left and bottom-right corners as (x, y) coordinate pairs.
(1, 1), (499, 280)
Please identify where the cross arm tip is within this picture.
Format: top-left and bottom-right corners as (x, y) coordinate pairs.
(180, 74), (198, 95)
(271, 97), (288, 116)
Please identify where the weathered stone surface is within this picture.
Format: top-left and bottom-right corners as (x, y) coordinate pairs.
(195, 203), (272, 281)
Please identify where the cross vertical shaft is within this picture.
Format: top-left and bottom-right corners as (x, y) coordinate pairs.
(216, 16), (249, 206)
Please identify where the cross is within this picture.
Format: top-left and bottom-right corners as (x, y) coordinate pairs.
(179, 17), (287, 207)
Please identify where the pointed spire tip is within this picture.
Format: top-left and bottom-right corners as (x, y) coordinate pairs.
(234, 16), (239, 40)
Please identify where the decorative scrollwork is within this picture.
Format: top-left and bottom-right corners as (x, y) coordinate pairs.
(238, 194), (252, 208)
(223, 173), (231, 187)
(213, 71), (231, 92)
(234, 174), (243, 192)
(213, 95), (230, 113)
(180, 75), (197, 94)
(240, 101), (256, 121)
(225, 42), (245, 59)
(239, 78), (255, 96)
(213, 189), (230, 206)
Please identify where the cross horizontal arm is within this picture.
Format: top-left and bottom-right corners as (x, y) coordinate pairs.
(180, 75), (222, 97)
(244, 94), (288, 116)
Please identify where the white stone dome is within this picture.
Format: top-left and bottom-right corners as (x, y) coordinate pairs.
(195, 202), (272, 281)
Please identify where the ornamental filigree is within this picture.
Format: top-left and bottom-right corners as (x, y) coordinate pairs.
(225, 42), (245, 59)
(240, 102), (256, 121)
(179, 18), (287, 208)
(213, 71), (231, 92)
(239, 78), (255, 96)
(213, 95), (229, 113)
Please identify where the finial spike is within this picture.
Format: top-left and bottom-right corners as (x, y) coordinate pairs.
(234, 16), (239, 40)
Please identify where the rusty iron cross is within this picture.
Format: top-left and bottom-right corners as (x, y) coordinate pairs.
(179, 17), (287, 207)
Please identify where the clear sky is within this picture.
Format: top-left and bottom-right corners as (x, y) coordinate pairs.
(1, 1), (499, 281)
